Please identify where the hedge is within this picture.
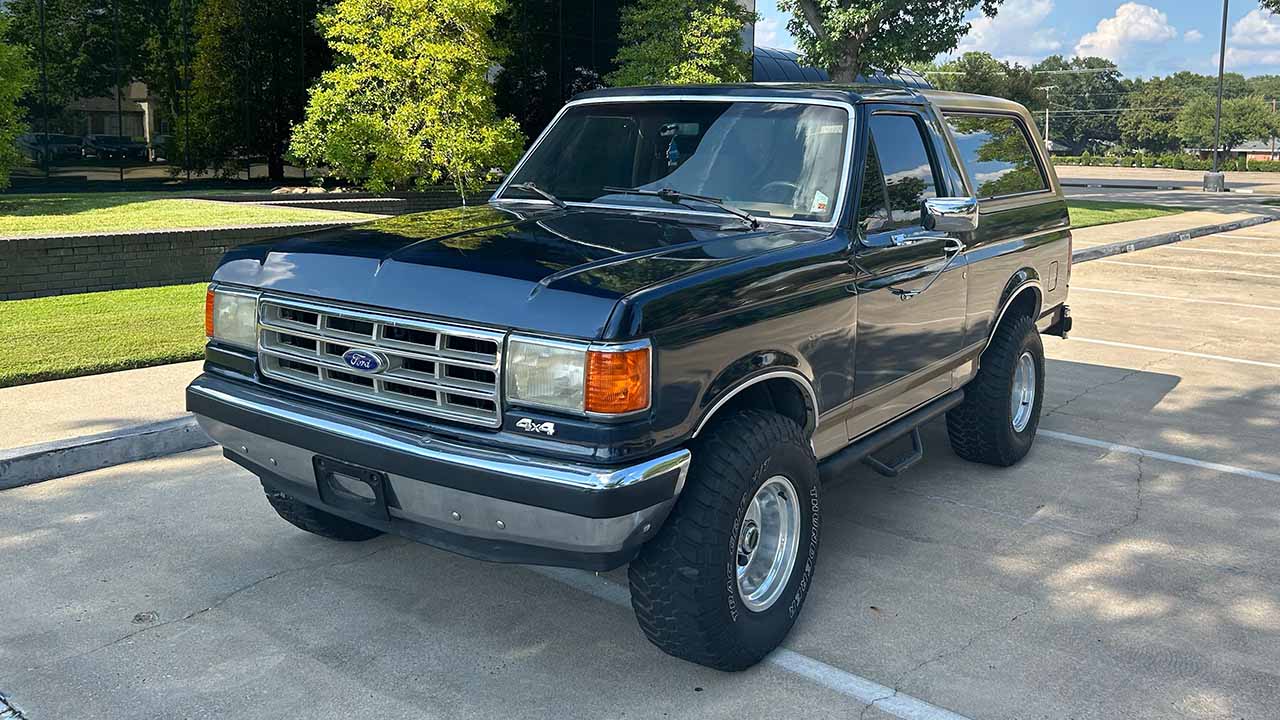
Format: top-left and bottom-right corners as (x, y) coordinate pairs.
(1052, 154), (1280, 172)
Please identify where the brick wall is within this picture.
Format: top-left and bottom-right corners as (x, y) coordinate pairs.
(0, 222), (361, 301)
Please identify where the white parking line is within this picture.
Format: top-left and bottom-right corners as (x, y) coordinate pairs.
(1219, 233), (1280, 241)
(1041, 430), (1280, 484)
(1070, 337), (1280, 369)
(1094, 260), (1280, 280)
(1071, 287), (1280, 312)
(1111, 245), (1280, 259)
(527, 566), (976, 720)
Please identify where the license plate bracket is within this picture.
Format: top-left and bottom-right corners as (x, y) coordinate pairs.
(313, 456), (391, 521)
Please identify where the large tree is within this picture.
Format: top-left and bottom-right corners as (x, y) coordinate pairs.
(1032, 55), (1123, 154)
(289, 0), (525, 196)
(607, 0), (756, 86)
(0, 18), (35, 189)
(925, 52), (1037, 108)
(1117, 78), (1188, 153)
(177, 0), (324, 181)
(778, 0), (1003, 82)
(1178, 96), (1280, 154)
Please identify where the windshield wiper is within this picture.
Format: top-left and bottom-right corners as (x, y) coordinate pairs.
(507, 182), (568, 209)
(603, 186), (759, 230)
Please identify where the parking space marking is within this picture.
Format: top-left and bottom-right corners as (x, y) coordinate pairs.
(1071, 338), (1280, 369)
(1071, 287), (1280, 312)
(1041, 430), (1280, 484)
(527, 566), (977, 720)
(1104, 245), (1280, 259)
(1219, 232), (1280, 241)
(1094, 260), (1280, 280)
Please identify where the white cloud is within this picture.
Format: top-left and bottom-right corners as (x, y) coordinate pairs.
(952, 0), (1062, 66)
(1184, 29), (1203, 42)
(1074, 3), (1178, 63)
(1223, 7), (1280, 71)
(755, 15), (795, 51)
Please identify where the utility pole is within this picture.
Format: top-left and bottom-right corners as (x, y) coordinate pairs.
(1207, 0), (1229, 191)
(37, 0), (50, 179)
(1038, 85), (1057, 152)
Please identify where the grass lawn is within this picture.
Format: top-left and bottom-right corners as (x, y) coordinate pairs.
(0, 192), (375, 237)
(1067, 199), (1185, 229)
(0, 283), (207, 387)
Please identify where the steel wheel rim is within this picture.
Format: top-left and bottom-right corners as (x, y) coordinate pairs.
(736, 475), (802, 613)
(1011, 351), (1036, 433)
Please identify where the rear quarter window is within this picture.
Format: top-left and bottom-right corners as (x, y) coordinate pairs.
(944, 113), (1049, 199)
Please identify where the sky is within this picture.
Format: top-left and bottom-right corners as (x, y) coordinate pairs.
(754, 0), (1280, 78)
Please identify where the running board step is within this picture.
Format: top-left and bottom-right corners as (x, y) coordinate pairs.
(862, 427), (923, 477)
(818, 389), (964, 483)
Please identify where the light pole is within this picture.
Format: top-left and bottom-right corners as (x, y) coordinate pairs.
(1038, 85), (1057, 152)
(1206, 0), (1230, 192)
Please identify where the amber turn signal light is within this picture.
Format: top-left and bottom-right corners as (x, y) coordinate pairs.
(585, 346), (651, 415)
(204, 288), (216, 338)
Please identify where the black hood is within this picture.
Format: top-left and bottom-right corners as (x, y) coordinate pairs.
(214, 204), (829, 339)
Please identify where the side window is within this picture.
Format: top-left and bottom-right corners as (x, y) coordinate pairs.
(857, 141), (891, 234)
(868, 113), (941, 228)
(944, 113), (1049, 199)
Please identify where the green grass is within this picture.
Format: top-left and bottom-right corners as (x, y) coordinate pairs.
(0, 192), (375, 237)
(0, 283), (207, 387)
(1067, 199), (1185, 229)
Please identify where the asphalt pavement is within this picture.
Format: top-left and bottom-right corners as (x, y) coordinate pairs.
(4, 223), (1280, 719)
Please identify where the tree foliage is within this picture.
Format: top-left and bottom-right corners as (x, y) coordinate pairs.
(289, 0), (525, 195)
(779, 0), (1003, 82)
(925, 52), (1038, 108)
(1030, 55), (1123, 154)
(1177, 96), (1280, 153)
(0, 18), (35, 189)
(607, 0), (756, 86)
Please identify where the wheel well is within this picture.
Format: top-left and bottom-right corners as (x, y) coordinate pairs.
(696, 376), (815, 438)
(992, 285), (1041, 342)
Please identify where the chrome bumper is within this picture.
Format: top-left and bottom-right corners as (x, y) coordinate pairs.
(187, 373), (690, 570)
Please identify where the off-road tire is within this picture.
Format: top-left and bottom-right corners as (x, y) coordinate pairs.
(264, 488), (383, 541)
(628, 410), (820, 671)
(947, 312), (1045, 466)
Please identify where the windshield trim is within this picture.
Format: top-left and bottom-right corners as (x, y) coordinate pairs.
(492, 94), (857, 230)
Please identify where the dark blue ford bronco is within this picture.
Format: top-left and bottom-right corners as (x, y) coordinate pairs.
(188, 83), (1072, 670)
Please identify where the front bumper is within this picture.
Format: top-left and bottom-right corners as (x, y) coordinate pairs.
(187, 373), (690, 570)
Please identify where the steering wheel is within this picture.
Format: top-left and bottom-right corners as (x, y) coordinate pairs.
(760, 181), (800, 204)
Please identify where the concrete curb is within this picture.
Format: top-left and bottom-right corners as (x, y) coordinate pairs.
(1072, 214), (1276, 263)
(1062, 181), (1184, 191)
(0, 416), (213, 491)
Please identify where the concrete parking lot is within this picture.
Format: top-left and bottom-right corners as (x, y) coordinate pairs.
(4, 222), (1280, 719)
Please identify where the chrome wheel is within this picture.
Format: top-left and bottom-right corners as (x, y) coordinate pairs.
(1010, 351), (1036, 433)
(736, 475), (801, 612)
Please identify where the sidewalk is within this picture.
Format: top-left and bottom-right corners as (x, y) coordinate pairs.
(1056, 165), (1280, 194)
(1070, 209), (1268, 248)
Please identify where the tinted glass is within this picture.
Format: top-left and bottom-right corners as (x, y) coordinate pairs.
(868, 114), (939, 227)
(945, 114), (1048, 198)
(857, 142), (891, 234)
(503, 101), (850, 223)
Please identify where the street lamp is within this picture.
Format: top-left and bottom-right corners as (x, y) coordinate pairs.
(1206, 0), (1230, 192)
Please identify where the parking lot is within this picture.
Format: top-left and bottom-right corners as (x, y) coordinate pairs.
(5, 221), (1280, 719)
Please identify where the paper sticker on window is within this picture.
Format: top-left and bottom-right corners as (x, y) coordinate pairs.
(811, 190), (830, 214)
(818, 125), (844, 135)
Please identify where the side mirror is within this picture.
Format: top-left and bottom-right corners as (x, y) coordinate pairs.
(922, 197), (979, 234)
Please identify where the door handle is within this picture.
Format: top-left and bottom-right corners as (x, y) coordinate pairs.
(890, 238), (967, 301)
(890, 231), (950, 247)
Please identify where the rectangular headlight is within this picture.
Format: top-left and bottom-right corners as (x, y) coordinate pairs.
(205, 286), (258, 350)
(506, 336), (652, 416)
(506, 336), (587, 413)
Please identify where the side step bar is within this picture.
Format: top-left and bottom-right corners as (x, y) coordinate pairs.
(818, 389), (965, 483)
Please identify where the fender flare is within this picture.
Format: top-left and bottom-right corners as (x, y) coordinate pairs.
(691, 368), (819, 439)
(986, 272), (1043, 351)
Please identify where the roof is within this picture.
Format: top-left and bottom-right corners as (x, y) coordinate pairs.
(575, 83), (925, 106)
(751, 47), (934, 90)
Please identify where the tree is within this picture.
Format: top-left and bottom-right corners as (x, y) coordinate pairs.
(607, 0), (756, 86)
(0, 18), (35, 189)
(778, 0), (1003, 82)
(926, 52), (1037, 108)
(1178, 96), (1280, 153)
(178, 0), (324, 181)
(1032, 55), (1123, 154)
(289, 0), (525, 196)
(1118, 78), (1188, 153)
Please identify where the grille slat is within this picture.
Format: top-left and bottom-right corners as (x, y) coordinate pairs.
(257, 297), (503, 427)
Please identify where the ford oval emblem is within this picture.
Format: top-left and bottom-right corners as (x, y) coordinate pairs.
(341, 348), (385, 374)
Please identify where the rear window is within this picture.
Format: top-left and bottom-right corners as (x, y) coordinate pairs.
(944, 114), (1048, 199)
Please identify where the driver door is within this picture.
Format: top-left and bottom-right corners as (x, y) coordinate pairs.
(846, 109), (969, 438)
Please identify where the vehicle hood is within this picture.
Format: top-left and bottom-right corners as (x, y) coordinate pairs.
(214, 204), (828, 338)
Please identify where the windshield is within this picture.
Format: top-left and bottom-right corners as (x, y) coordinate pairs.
(500, 101), (850, 224)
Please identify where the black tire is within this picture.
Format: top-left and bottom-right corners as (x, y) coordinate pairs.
(947, 312), (1045, 466)
(628, 410), (821, 671)
(263, 488), (383, 541)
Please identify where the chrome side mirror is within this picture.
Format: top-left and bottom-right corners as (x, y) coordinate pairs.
(922, 197), (979, 234)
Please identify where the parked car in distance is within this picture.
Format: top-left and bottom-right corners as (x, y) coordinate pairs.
(81, 134), (148, 161)
(188, 83), (1072, 671)
(149, 134), (173, 162)
(16, 133), (83, 162)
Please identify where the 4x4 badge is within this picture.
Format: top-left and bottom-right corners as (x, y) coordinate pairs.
(515, 418), (556, 436)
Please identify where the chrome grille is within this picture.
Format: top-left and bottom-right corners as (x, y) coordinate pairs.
(257, 296), (504, 427)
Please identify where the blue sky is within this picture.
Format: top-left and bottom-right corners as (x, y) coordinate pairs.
(754, 1), (1280, 78)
